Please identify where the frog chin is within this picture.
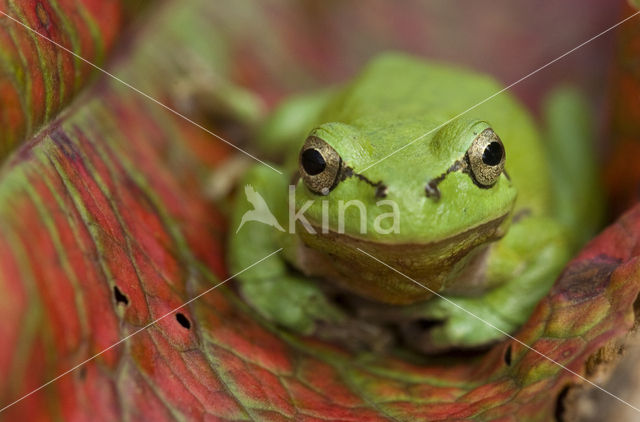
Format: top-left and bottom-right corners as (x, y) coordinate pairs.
(294, 212), (512, 305)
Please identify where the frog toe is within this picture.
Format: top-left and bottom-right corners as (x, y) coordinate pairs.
(399, 298), (515, 353)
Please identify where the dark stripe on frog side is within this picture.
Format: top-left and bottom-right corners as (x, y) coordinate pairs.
(297, 162), (388, 198)
(340, 166), (388, 198)
(425, 154), (511, 200)
(425, 159), (465, 200)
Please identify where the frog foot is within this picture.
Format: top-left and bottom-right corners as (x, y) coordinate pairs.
(397, 297), (518, 354)
(239, 275), (347, 335)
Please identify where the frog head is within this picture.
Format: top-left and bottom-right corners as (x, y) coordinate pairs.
(293, 119), (516, 304)
(289, 55), (522, 304)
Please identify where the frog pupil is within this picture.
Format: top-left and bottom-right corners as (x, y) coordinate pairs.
(301, 148), (326, 175)
(482, 142), (503, 166)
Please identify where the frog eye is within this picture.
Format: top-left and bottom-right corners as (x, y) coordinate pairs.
(467, 128), (506, 187)
(299, 135), (343, 195)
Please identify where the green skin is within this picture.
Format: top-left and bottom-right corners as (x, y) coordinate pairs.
(228, 54), (602, 350)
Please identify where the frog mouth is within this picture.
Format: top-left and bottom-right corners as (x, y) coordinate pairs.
(296, 211), (511, 304)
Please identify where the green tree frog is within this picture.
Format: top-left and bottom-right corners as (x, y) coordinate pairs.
(227, 53), (602, 352)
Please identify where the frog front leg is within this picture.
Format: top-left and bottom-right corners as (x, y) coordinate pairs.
(403, 216), (570, 352)
(228, 164), (348, 334)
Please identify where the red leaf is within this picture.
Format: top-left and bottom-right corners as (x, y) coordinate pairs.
(0, 0), (126, 157)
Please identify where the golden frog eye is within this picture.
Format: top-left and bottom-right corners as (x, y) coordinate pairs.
(299, 135), (343, 195)
(467, 128), (506, 187)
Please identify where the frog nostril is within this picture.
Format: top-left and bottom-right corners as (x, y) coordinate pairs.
(375, 184), (388, 198)
(425, 181), (441, 200)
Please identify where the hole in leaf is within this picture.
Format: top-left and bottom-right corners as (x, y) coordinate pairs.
(633, 292), (640, 329)
(332, 293), (351, 309)
(176, 313), (191, 329)
(113, 286), (129, 306)
(504, 344), (512, 366)
(554, 385), (573, 422)
(414, 318), (444, 331)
